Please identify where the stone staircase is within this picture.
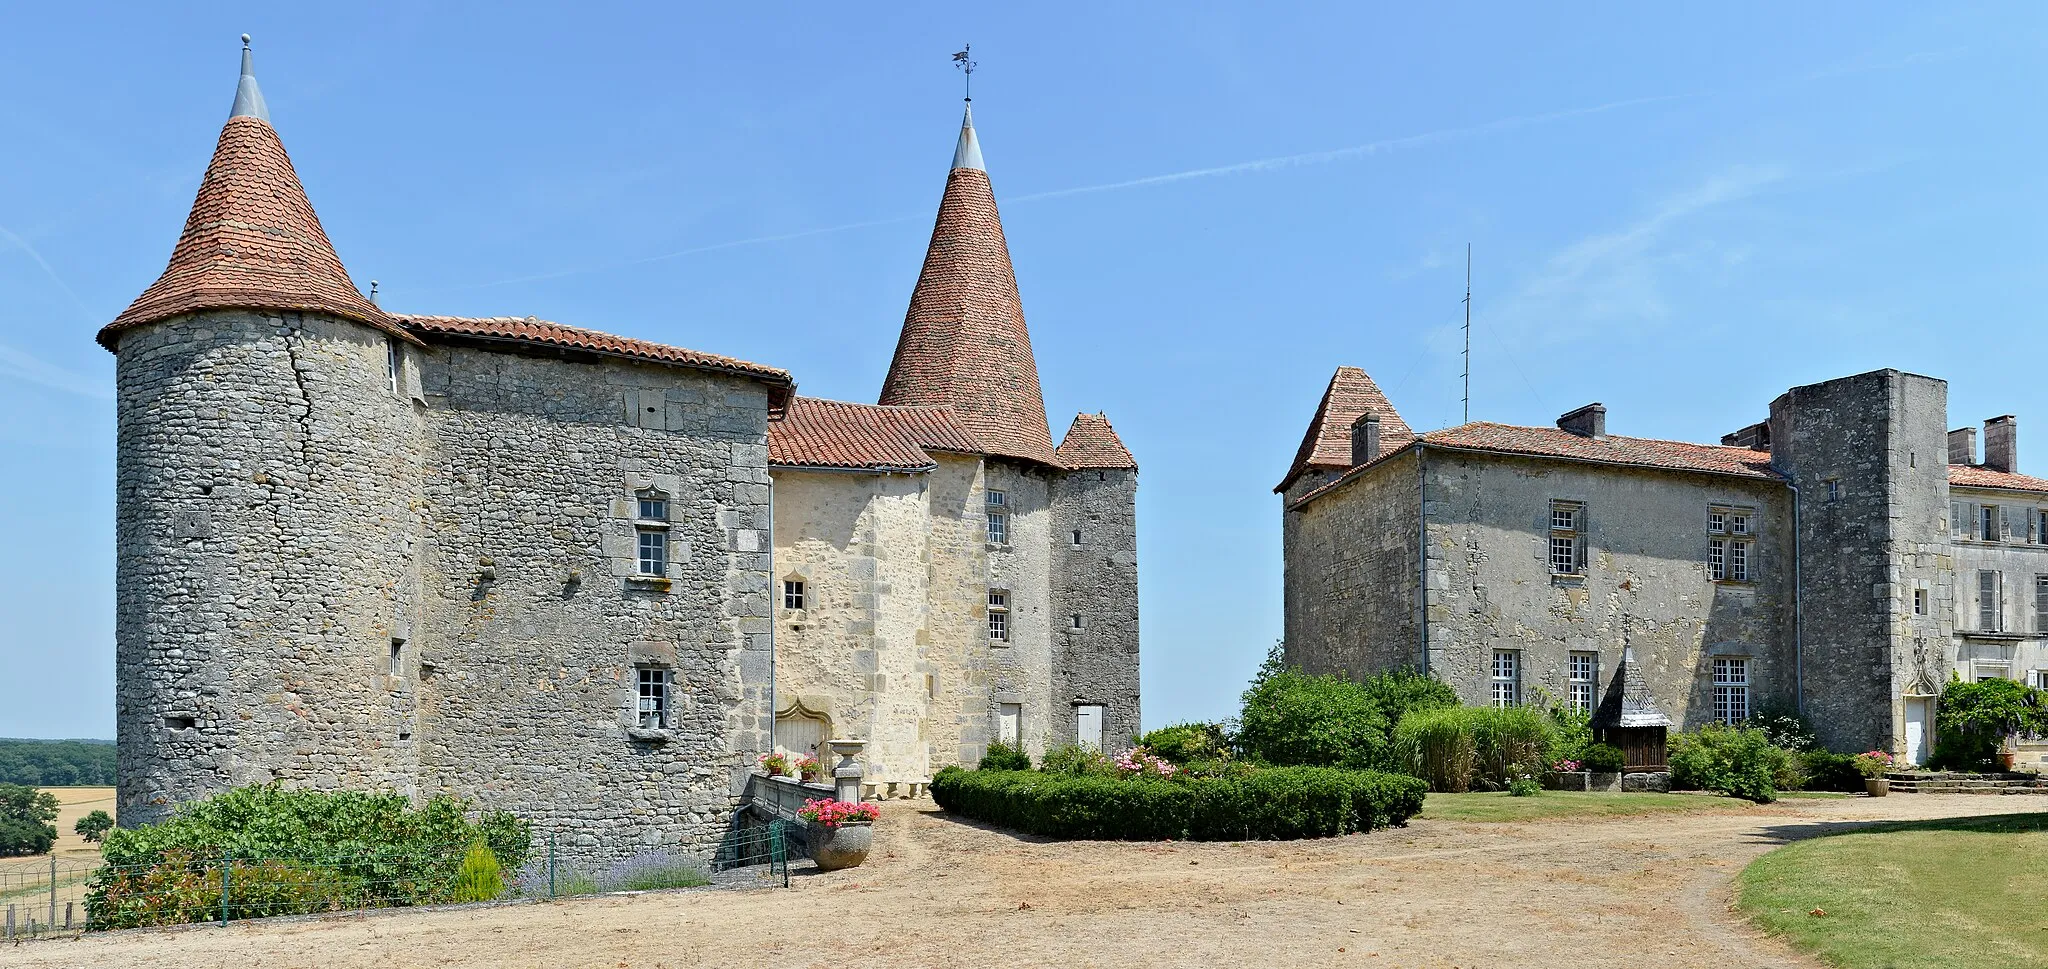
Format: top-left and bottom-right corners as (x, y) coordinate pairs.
(1884, 770), (2048, 794)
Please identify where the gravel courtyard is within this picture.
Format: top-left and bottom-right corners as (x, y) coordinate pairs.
(2, 793), (2035, 969)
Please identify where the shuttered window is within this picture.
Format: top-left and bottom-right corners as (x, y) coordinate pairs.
(1979, 570), (2002, 632)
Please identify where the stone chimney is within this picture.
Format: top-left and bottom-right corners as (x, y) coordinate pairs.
(1948, 426), (1978, 466)
(1558, 403), (1606, 439)
(1720, 420), (1771, 451)
(1983, 416), (2018, 473)
(1351, 411), (1382, 466)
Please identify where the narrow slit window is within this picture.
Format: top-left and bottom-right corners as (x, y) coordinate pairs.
(389, 639), (404, 678)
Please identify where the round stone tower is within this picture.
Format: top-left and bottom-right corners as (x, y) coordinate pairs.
(102, 37), (427, 824)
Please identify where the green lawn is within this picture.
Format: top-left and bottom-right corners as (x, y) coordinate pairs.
(1419, 790), (1750, 822)
(1739, 813), (2048, 969)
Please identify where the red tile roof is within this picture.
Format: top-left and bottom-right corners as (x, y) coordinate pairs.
(394, 314), (793, 408)
(100, 116), (414, 350)
(1055, 412), (1137, 470)
(877, 163), (1059, 467)
(769, 396), (982, 472)
(1291, 421), (1782, 509)
(1949, 464), (2048, 494)
(1275, 367), (1416, 492)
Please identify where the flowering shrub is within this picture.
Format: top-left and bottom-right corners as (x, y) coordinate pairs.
(794, 755), (820, 781)
(1852, 750), (1895, 778)
(1550, 758), (1582, 773)
(1115, 748), (1179, 778)
(798, 799), (881, 828)
(757, 752), (790, 776)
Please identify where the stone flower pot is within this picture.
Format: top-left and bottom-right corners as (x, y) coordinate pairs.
(809, 821), (873, 871)
(1865, 776), (1889, 797)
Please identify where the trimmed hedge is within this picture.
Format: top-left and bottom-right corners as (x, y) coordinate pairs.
(930, 765), (1424, 841)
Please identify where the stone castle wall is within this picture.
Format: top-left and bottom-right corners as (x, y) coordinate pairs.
(114, 310), (425, 825)
(1283, 450), (1423, 679)
(1050, 468), (1141, 751)
(1419, 452), (1795, 725)
(414, 343), (773, 862)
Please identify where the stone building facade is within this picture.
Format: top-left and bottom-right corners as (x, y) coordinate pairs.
(1281, 365), (2043, 761)
(105, 42), (1138, 861)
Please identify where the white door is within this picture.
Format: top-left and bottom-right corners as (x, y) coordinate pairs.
(1904, 698), (1930, 765)
(1076, 705), (1105, 752)
(997, 703), (1021, 745)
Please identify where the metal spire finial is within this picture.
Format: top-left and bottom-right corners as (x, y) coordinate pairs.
(953, 44), (975, 102)
(230, 33), (270, 122)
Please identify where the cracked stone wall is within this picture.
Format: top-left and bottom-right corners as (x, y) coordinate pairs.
(113, 310), (425, 825)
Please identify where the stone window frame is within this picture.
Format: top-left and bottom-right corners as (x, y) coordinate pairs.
(1914, 585), (1929, 616)
(634, 487), (672, 579)
(635, 666), (672, 729)
(987, 589), (1010, 643)
(1490, 650), (1520, 707)
(388, 638), (405, 679)
(986, 490), (1010, 546)
(1070, 529), (1084, 548)
(1567, 651), (1597, 713)
(783, 575), (807, 611)
(1711, 657), (1750, 724)
(1547, 501), (1586, 577)
(1707, 504), (1756, 583)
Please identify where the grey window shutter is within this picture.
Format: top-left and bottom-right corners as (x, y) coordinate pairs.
(1577, 506), (1590, 572)
(2002, 507), (2014, 541)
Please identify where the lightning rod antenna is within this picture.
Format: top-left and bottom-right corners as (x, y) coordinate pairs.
(1461, 243), (1472, 425)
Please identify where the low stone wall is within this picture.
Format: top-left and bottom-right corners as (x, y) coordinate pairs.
(1542, 771), (1621, 792)
(1620, 771), (1672, 793)
(745, 773), (837, 822)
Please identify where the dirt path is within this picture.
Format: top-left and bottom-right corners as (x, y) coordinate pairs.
(2, 794), (2036, 969)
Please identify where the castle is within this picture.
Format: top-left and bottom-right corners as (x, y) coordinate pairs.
(107, 40), (1138, 861)
(1280, 365), (2048, 761)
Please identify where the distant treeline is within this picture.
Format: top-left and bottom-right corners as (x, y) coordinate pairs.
(0, 739), (116, 786)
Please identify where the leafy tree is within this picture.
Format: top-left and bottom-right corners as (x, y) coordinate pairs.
(1932, 676), (2047, 769)
(0, 783), (60, 856)
(76, 809), (115, 843)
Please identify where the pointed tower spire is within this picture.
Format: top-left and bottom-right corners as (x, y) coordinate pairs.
(878, 96), (1058, 466)
(100, 36), (409, 351)
(230, 33), (269, 121)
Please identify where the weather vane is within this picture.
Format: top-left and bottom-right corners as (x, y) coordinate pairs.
(953, 44), (976, 102)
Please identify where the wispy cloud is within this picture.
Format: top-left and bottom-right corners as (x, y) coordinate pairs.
(0, 344), (111, 400)
(0, 224), (96, 322)
(1490, 164), (1789, 342)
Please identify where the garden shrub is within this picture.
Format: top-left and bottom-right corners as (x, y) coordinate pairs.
(929, 764), (1424, 841)
(978, 741), (1033, 772)
(1357, 669), (1459, 731)
(0, 783), (59, 857)
(1794, 750), (1863, 792)
(1391, 706), (1554, 792)
(1237, 667), (1390, 770)
(1545, 705), (1594, 766)
(450, 842), (505, 903)
(1137, 722), (1232, 764)
(1931, 676), (2046, 769)
(1507, 776), (1541, 797)
(1669, 725), (1787, 803)
(86, 785), (530, 929)
(1038, 744), (1114, 777)
(1579, 743), (1625, 774)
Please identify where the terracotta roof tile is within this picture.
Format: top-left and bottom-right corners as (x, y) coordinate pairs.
(1291, 420), (1782, 509)
(1949, 464), (2048, 494)
(877, 119), (1058, 467)
(100, 116), (412, 350)
(1055, 412), (1137, 470)
(1275, 367), (1416, 492)
(769, 396), (981, 472)
(394, 314), (792, 407)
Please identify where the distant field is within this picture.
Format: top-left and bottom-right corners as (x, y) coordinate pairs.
(0, 786), (114, 930)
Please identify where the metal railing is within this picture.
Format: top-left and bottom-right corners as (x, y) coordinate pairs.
(0, 821), (796, 939)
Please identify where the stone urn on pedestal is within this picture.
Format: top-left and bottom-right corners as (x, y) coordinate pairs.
(808, 817), (875, 872)
(805, 739), (874, 871)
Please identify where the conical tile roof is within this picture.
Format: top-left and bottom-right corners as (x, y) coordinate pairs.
(1055, 412), (1137, 470)
(878, 104), (1057, 467)
(99, 40), (406, 350)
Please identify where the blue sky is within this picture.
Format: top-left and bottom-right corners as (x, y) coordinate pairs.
(3, 5), (2045, 738)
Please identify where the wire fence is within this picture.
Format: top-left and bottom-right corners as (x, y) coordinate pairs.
(0, 819), (801, 940)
